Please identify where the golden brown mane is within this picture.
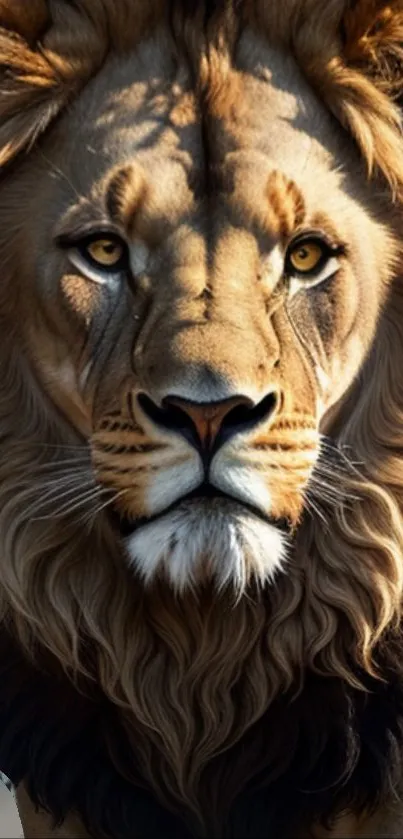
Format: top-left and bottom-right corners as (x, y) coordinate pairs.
(0, 0), (403, 832)
(0, 1), (402, 190)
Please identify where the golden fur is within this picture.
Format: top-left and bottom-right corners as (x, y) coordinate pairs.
(0, 1), (402, 188)
(0, 1), (403, 835)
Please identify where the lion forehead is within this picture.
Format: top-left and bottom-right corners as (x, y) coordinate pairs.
(60, 30), (344, 207)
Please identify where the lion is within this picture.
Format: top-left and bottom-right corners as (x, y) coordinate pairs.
(0, 0), (403, 837)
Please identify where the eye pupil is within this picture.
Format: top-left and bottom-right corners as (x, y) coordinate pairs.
(84, 237), (126, 269)
(288, 239), (325, 276)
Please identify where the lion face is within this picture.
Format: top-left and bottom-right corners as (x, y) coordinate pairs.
(1, 3), (403, 831)
(5, 26), (398, 594)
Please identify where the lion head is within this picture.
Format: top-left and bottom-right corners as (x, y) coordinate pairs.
(1, 0), (403, 833)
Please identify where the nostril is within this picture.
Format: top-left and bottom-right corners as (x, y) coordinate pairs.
(137, 393), (195, 437)
(137, 393), (165, 425)
(220, 391), (278, 441)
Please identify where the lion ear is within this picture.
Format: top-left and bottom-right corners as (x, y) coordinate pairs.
(337, 0), (403, 195)
(297, 1), (403, 198)
(342, 1), (403, 102)
(0, 0), (105, 169)
(0, 0), (66, 168)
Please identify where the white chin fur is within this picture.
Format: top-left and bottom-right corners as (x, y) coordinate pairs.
(124, 500), (288, 595)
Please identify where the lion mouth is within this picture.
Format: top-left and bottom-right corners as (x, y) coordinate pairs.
(115, 483), (292, 538)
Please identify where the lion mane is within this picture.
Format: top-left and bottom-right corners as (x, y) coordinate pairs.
(1, 2), (403, 837)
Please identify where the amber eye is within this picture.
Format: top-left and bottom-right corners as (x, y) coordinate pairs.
(83, 237), (127, 269)
(286, 238), (329, 277)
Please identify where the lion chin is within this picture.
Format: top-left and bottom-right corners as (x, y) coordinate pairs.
(123, 496), (288, 594)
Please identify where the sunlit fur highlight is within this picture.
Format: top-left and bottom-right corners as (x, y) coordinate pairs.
(0, 0), (403, 829)
(0, 1), (402, 193)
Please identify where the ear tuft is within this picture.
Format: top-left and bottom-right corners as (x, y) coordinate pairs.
(0, 35), (67, 168)
(0, 1), (105, 169)
(292, 0), (403, 199)
(338, 0), (403, 195)
(343, 1), (403, 102)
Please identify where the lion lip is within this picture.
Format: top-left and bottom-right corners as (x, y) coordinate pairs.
(115, 483), (292, 538)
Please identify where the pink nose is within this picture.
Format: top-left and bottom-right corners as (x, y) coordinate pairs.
(163, 396), (253, 451)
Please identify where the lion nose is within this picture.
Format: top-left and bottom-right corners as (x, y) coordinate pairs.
(138, 392), (278, 455)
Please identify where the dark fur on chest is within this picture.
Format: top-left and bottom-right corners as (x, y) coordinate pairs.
(1, 632), (403, 839)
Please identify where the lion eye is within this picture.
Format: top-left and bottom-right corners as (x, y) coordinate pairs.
(60, 230), (130, 286)
(283, 233), (345, 293)
(286, 240), (327, 276)
(83, 238), (126, 269)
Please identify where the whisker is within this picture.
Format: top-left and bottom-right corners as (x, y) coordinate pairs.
(310, 474), (356, 502)
(29, 443), (89, 451)
(304, 496), (329, 529)
(80, 488), (132, 527)
(35, 470), (94, 489)
(10, 471), (94, 500)
(308, 479), (357, 509)
(32, 487), (107, 522)
(306, 434), (365, 517)
(319, 436), (365, 472)
(23, 475), (99, 516)
(31, 459), (93, 473)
